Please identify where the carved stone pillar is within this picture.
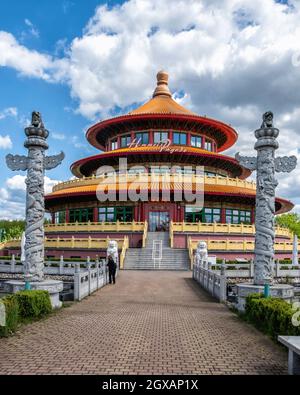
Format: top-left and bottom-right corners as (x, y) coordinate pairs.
(236, 111), (297, 286)
(6, 112), (64, 283)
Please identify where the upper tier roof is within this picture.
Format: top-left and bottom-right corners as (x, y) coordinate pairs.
(129, 70), (195, 116)
(86, 71), (238, 152)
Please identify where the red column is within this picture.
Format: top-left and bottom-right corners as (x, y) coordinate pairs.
(131, 131), (135, 142)
(187, 132), (191, 146)
(51, 213), (55, 224)
(202, 136), (205, 149)
(117, 135), (121, 149)
(149, 130), (153, 144)
(134, 205), (139, 221)
(251, 207), (255, 224)
(93, 207), (98, 223)
(169, 130), (173, 144)
(221, 208), (226, 223)
(65, 208), (70, 223)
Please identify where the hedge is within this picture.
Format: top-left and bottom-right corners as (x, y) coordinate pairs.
(244, 293), (300, 340)
(15, 290), (52, 319)
(0, 290), (52, 337)
(0, 295), (19, 337)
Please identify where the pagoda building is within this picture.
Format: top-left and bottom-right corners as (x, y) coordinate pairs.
(38, 71), (294, 263)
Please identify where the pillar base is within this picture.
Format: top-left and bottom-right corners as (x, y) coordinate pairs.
(4, 279), (63, 309)
(236, 283), (294, 312)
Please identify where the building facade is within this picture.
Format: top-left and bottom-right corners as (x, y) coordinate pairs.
(2, 71), (295, 263)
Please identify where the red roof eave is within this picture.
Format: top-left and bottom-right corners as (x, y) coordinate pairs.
(86, 113), (238, 152)
(70, 149), (250, 179)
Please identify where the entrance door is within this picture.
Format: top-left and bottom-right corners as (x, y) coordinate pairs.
(149, 211), (169, 232)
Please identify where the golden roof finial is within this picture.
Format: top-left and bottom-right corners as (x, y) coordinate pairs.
(152, 70), (172, 98)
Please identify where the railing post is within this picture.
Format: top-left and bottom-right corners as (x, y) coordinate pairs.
(95, 258), (100, 289)
(74, 263), (81, 301)
(59, 255), (64, 275)
(11, 254), (16, 273)
(275, 259), (280, 277)
(86, 256), (91, 270)
(220, 259), (227, 302)
(86, 257), (91, 295)
(250, 258), (254, 278)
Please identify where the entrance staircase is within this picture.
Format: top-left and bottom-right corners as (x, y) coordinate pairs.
(124, 232), (190, 270)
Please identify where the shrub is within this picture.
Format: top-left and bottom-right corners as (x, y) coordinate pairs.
(245, 293), (300, 340)
(0, 295), (19, 337)
(15, 290), (52, 320)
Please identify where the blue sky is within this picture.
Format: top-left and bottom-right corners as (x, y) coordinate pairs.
(0, 0), (300, 219)
(0, 1), (120, 183)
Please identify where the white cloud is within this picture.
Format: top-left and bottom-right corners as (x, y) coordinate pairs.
(24, 19), (39, 39)
(6, 175), (26, 191)
(1, 0), (300, 206)
(51, 132), (66, 140)
(0, 175), (61, 220)
(0, 135), (12, 149)
(0, 107), (18, 120)
(0, 31), (67, 81)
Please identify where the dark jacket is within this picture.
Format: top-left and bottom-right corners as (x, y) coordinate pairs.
(107, 256), (117, 271)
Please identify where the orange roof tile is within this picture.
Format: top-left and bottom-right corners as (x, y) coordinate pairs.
(129, 71), (195, 116)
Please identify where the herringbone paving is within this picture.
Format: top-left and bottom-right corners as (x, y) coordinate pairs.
(0, 271), (287, 374)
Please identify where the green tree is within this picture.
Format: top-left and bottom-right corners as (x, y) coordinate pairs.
(0, 220), (25, 241)
(275, 213), (300, 237)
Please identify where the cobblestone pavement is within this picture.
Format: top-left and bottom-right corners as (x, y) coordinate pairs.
(0, 271), (287, 375)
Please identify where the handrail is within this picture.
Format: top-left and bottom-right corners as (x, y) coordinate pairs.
(45, 221), (145, 233)
(52, 174), (257, 193)
(170, 221), (292, 239)
(119, 236), (129, 269)
(1, 236), (126, 250)
(142, 221), (148, 248)
(189, 238), (300, 252)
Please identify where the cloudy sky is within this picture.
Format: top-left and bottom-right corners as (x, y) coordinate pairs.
(0, 0), (300, 219)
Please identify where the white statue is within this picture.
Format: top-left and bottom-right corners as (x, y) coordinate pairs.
(194, 241), (208, 267)
(107, 240), (119, 268)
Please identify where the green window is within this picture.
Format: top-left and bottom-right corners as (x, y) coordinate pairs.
(203, 208), (221, 223)
(98, 207), (115, 222)
(135, 132), (149, 144)
(173, 132), (187, 145)
(111, 138), (118, 150)
(225, 209), (251, 224)
(116, 207), (133, 222)
(204, 138), (212, 151)
(185, 207), (203, 223)
(55, 211), (66, 224)
(191, 135), (202, 148)
(154, 131), (168, 143)
(98, 207), (133, 222)
(69, 208), (93, 223)
(185, 207), (221, 223)
(121, 135), (131, 148)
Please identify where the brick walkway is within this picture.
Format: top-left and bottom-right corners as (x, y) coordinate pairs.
(0, 271), (287, 375)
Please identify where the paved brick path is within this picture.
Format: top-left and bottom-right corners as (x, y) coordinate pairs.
(0, 271), (287, 375)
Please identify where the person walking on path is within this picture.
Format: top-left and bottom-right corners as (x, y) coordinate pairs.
(107, 254), (117, 284)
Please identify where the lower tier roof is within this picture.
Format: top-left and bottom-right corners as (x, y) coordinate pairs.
(71, 145), (251, 179)
(45, 181), (293, 215)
